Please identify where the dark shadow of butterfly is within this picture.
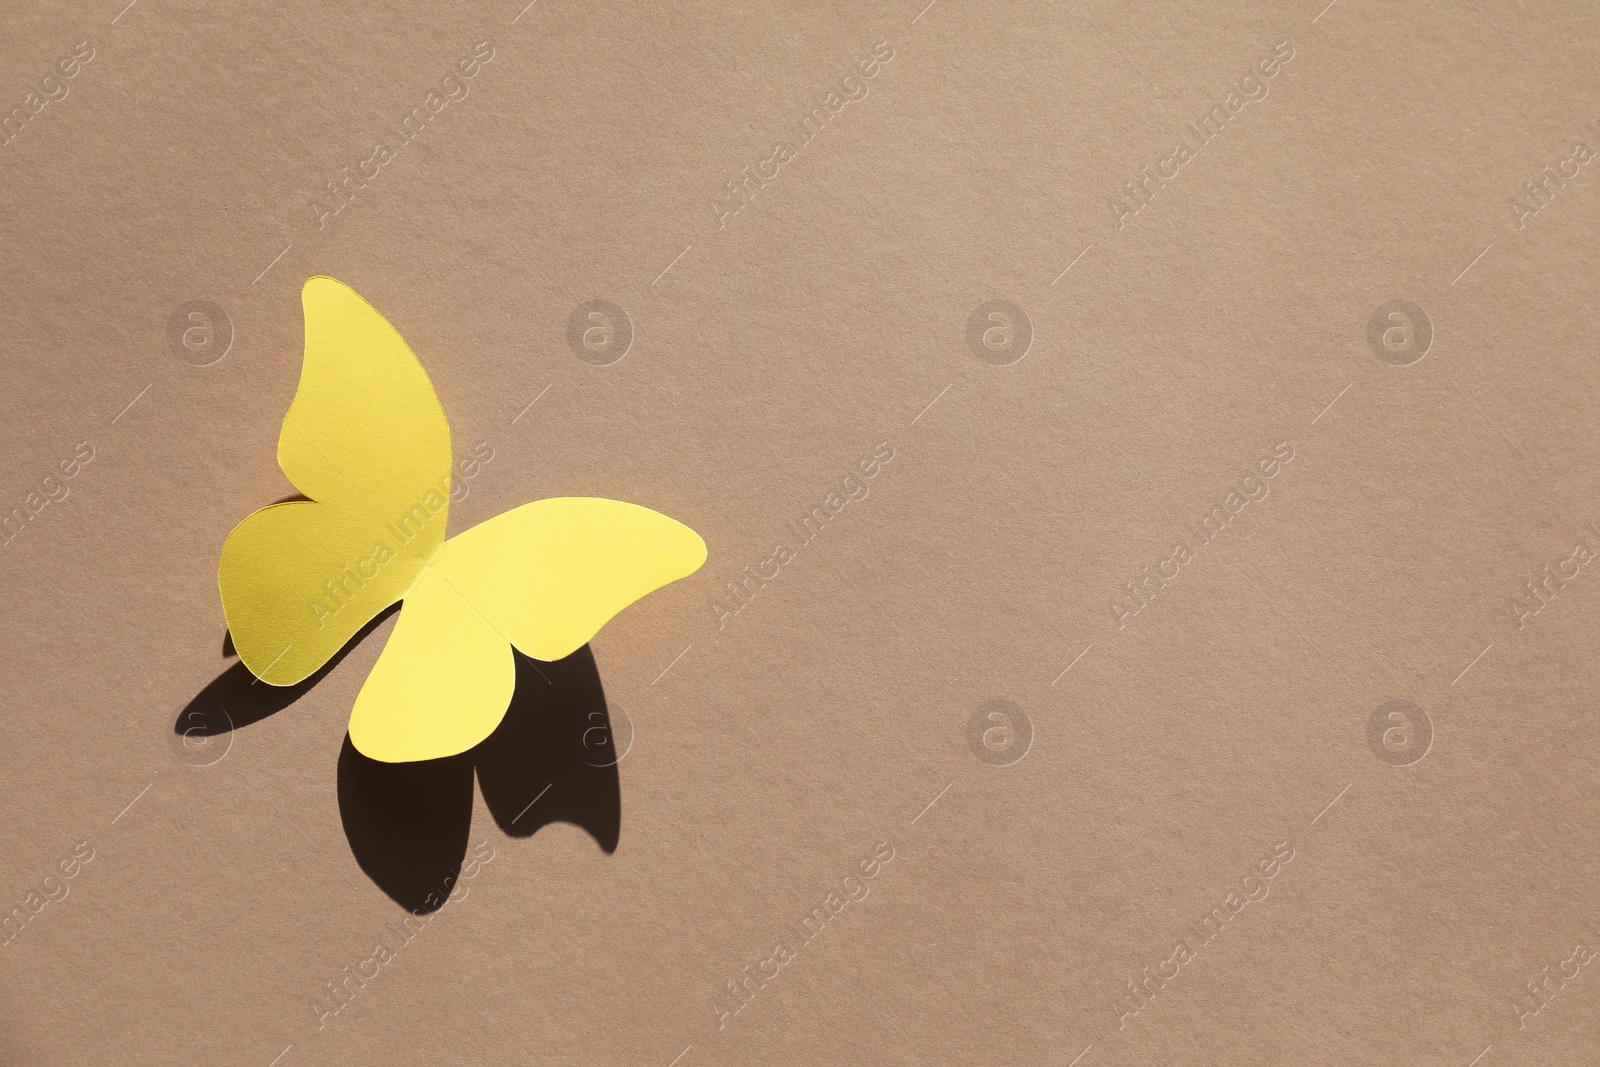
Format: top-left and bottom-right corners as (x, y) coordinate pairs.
(178, 634), (623, 914)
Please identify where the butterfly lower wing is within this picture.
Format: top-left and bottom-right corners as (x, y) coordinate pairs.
(347, 568), (516, 763)
(433, 498), (707, 662)
(219, 277), (452, 685)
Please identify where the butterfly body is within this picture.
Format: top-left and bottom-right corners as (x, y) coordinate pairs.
(219, 277), (705, 763)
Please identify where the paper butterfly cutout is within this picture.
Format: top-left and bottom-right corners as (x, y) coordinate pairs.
(219, 277), (705, 763)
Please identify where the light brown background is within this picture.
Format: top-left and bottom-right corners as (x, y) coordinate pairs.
(2, 0), (1599, 1064)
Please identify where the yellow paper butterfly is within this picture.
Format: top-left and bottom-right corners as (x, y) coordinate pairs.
(218, 277), (705, 763)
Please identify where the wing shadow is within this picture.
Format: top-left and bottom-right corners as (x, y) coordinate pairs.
(178, 606), (400, 735)
(177, 636), (622, 914)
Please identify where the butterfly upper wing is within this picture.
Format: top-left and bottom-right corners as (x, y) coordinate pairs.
(436, 498), (708, 661)
(345, 498), (706, 762)
(275, 276), (450, 503)
(218, 277), (452, 686)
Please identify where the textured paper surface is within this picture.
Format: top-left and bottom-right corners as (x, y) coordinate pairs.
(3, 1), (1599, 1065)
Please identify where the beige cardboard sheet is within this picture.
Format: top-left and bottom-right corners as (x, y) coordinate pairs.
(2, 1), (1598, 1064)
